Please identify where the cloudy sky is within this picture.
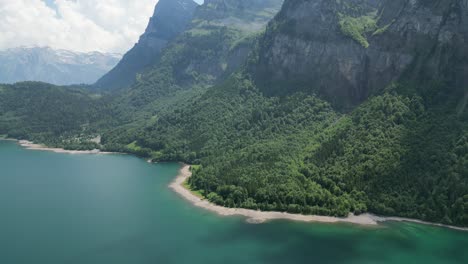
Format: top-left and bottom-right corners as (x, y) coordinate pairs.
(0, 0), (202, 54)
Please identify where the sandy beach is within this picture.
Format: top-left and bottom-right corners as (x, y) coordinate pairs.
(170, 165), (379, 226)
(0, 138), (18, 141)
(171, 165), (468, 231)
(17, 140), (116, 155)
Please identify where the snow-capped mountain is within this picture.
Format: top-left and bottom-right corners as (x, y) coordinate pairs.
(0, 47), (121, 85)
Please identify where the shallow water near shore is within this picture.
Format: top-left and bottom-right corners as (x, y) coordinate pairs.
(1, 140), (467, 264)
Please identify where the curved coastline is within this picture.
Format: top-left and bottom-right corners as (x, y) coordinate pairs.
(171, 165), (468, 231)
(5, 138), (467, 232)
(14, 139), (116, 155)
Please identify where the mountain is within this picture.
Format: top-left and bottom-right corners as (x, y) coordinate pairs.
(255, 0), (468, 110)
(0, 47), (121, 86)
(196, 0), (284, 32)
(104, 0), (467, 226)
(107, 0), (284, 123)
(94, 0), (199, 91)
(1, 0), (467, 227)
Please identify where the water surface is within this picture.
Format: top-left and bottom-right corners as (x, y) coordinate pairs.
(0, 140), (467, 264)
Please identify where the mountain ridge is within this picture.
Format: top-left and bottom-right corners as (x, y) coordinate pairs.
(0, 47), (121, 85)
(94, 0), (199, 91)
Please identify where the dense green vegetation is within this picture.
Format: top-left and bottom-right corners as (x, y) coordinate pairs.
(338, 12), (377, 48)
(100, 70), (468, 225)
(303, 87), (467, 224)
(0, 82), (106, 149)
(95, 1), (272, 155)
(2, 75), (467, 225)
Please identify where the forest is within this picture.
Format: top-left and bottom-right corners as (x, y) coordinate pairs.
(100, 71), (468, 226)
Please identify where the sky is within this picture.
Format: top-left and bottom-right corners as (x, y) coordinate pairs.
(0, 0), (203, 54)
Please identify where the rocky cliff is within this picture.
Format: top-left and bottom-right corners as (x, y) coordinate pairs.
(95, 0), (199, 91)
(255, 0), (468, 110)
(118, 0), (284, 109)
(196, 0), (284, 31)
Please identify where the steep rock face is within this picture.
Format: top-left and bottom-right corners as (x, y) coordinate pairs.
(0, 47), (120, 86)
(255, 0), (468, 110)
(121, 0), (284, 108)
(172, 0), (284, 85)
(95, 0), (199, 91)
(198, 0), (284, 31)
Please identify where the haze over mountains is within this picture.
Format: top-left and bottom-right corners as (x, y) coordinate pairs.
(0, 47), (121, 85)
(0, 0), (467, 227)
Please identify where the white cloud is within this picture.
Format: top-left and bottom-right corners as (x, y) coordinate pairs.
(0, 0), (159, 53)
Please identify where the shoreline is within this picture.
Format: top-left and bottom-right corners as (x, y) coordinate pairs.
(5, 138), (466, 232)
(0, 138), (18, 141)
(5, 139), (117, 155)
(170, 165), (468, 231)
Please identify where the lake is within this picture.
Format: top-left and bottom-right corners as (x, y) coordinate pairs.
(0, 140), (467, 264)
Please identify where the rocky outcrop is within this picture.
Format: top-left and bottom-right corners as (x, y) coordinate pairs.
(255, 0), (468, 110)
(172, 0), (284, 83)
(195, 0), (284, 32)
(95, 0), (199, 91)
(125, 0), (285, 104)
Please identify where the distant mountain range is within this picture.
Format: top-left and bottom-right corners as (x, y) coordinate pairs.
(0, 47), (121, 85)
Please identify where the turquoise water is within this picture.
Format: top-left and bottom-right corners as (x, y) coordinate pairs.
(0, 140), (467, 264)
